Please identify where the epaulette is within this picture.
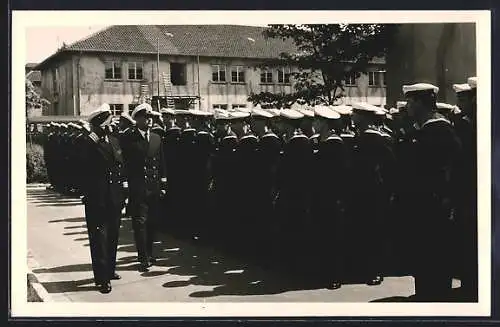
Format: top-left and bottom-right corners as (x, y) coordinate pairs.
(88, 132), (99, 143)
(421, 117), (451, 128)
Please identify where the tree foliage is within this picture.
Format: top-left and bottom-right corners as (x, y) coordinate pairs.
(248, 24), (399, 107)
(26, 79), (50, 117)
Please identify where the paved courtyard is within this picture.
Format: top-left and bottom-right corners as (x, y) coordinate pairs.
(26, 185), (419, 302)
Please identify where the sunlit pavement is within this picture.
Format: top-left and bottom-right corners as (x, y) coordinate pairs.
(26, 186), (423, 302)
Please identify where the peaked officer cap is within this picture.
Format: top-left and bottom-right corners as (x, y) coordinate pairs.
(214, 109), (231, 120)
(402, 83), (439, 95)
(297, 107), (315, 117)
(467, 76), (477, 88)
(88, 103), (112, 123)
(314, 105), (341, 120)
(229, 111), (250, 119)
(131, 103), (153, 119)
(453, 83), (472, 93)
(173, 109), (193, 115)
(266, 108), (281, 117)
(280, 109), (304, 119)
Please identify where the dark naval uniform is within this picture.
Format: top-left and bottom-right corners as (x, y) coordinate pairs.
(409, 114), (462, 301)
(122, 127), (167, 271)
(80, 128), (126, 292)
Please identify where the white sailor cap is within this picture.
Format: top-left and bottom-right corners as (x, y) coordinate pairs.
(173, 109), (193, 115)
(352, 102), (380, 113)
(290, 102), (303, 111)
(120, 112), (136, 124)
(389, 107), (399, 115)
(297, 108), (315, 117)
(436, 102), (456, 111)
(228, 111), (251, 119)
(131, 103), (153, 119)
(266, 108), (281, 117)
(60, 123), (68, 128)
(214, 109), (231, 120)
(280, 109), (304, 119)
(88, 103), (112, 123)
(160, 108), (176, 115)
(252, 108), (274, 118)
(314, 105), (340, 120)
(467, 76), (477, 88)
(396, 101), (407, 109)
(402, 83), (439, 95)
(453, 106), (462, 114)
(191, 110), (214, 117)
(453, 83), (472, 93)
(375, 108), (388, 116)
(332, 105), (353, 116)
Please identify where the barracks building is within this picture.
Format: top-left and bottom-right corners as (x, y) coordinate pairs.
(34, 25), (388, 117)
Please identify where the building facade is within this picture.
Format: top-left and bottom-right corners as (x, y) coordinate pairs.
(36, 25), (387, 117)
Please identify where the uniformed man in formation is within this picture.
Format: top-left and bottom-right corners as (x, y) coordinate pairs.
(41, 75), (477, 301)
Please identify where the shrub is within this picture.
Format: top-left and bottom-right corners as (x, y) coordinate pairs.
(26, 143), (48, 183)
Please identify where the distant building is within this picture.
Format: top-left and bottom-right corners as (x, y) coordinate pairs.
(35, 25), (387, 116)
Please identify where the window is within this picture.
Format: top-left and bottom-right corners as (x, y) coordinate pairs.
(105, 61), (122, 79)
(170, 63), (187, 86)
(212, 65), (226, 82)
(231, 66), (245, 83)
(368, 71), (385, 86)
(260, 69), (273, 83)
(232, 104), (247, 109)
(128, 62), (143, 80)
(277, 67), (291, 84)
(345, 72), (357, 86)
(110, 104), (123, 116)
(213, 104), (228, 110)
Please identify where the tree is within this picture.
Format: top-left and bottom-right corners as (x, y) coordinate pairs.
(26, 79), (50, 118)
(248, 24), (399, 107)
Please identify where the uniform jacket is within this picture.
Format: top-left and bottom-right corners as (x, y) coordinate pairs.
(122, 128), (167, 211)
(80, 131), (126, 213)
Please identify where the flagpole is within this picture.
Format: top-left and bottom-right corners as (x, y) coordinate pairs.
(157, 36), (160, 111)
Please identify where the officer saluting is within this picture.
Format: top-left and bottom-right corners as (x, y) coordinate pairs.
(80, 103), (126, 294)
(402, 82), (462, 301)
(122, 103), (167, 272)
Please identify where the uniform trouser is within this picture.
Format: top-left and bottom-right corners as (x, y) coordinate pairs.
(456, 204), (478, 301)
(412, 217), (454, 301)
(132, 194), (159, 264)
(84, 202), (121, 284)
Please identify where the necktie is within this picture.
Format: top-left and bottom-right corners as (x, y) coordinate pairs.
(145, 131), (149, 142)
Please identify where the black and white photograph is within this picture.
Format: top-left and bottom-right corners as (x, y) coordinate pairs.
(11, 10), (491, 317)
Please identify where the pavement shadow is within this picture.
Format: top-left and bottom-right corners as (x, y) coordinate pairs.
(27, 188), (83, 208)
(41, 278), (97, 293)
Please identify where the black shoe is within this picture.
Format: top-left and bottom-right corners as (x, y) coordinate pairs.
(367, 276), (383, 286)
(327, 281), (342, 290)
(99, 282), (112, 294)
(139, 263), (151, 272)
(111, 273), (121, 280)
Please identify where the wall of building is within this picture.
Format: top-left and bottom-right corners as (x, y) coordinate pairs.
(42, 52), (387, 116)
(386, 23), (476, 108)
(40, 57), (75, 116)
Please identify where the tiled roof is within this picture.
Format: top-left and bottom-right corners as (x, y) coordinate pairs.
(25, 63), (38, 69)
(65, 25), (298, 59)
(26, 70), (41, 82)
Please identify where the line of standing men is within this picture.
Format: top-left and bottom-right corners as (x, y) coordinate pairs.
(41, 75), (477, 301)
